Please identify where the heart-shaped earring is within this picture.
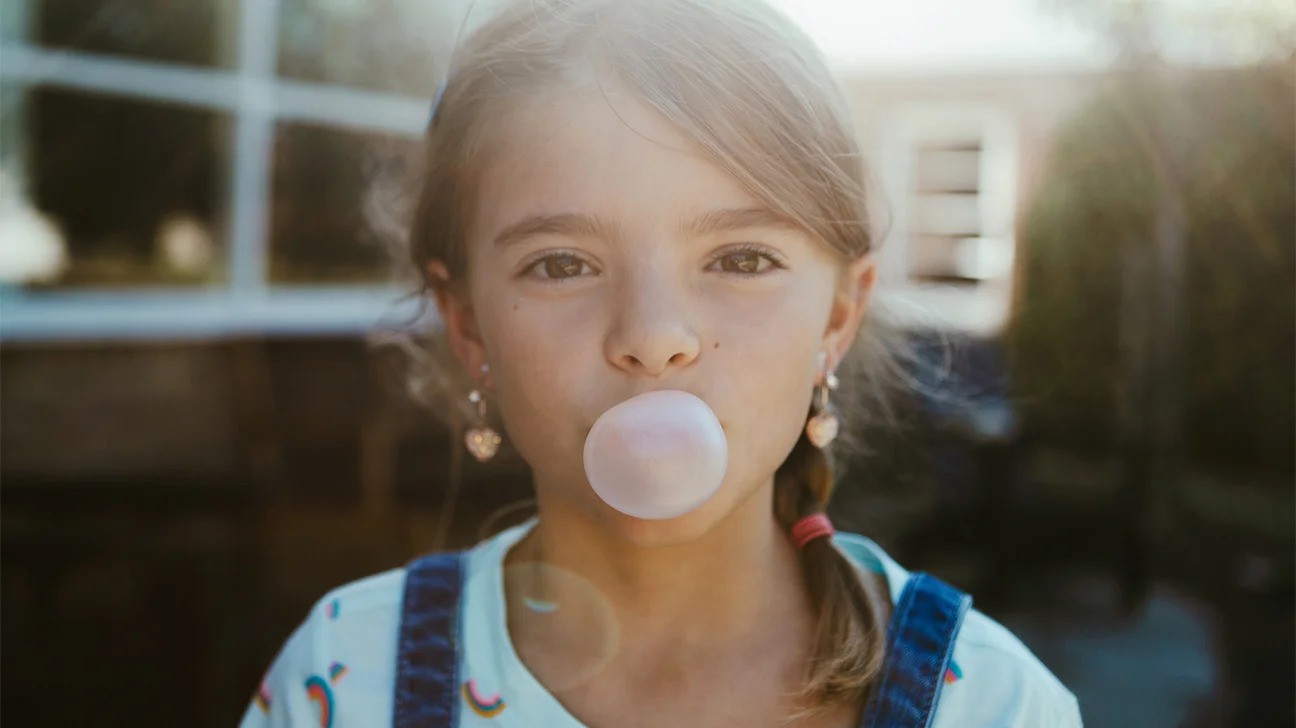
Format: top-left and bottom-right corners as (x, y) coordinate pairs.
(805, 353), (840, 448)
(464, 363), (502, 462)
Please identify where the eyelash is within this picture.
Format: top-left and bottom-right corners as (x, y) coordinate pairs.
(519, 249), (598, 282)
(518, 244), (788, 282)
(709, 243), (789, 277)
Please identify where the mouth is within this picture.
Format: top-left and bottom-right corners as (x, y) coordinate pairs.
(583, 389), (726, 437)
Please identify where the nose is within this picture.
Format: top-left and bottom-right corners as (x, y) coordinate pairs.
(605, 272), (701, 377)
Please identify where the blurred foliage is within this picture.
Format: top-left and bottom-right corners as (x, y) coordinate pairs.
(1010, 60), (1295, 472)
(1041, 0), (1296, 68)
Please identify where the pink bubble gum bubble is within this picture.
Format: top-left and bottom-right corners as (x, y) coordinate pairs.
(582, 390), (728, 520)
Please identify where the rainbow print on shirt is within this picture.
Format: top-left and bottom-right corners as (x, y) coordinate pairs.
(462, 678), (506, 718)
(254, 677), (272, 713)
(329, 661), (349, 682)
(304, 675), (334, 728)
(944, 659), (964, 684)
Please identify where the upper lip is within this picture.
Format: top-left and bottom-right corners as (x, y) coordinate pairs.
(589, 388), (724, 430)
(623, 386), (705, 403)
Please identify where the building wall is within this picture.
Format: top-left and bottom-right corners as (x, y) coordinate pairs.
(839, 70), (1103, 332)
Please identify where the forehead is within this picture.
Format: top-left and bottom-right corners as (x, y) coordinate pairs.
(471, 85), (762, 242)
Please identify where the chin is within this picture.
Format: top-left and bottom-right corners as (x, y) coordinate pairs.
(585, 487), (745, 549)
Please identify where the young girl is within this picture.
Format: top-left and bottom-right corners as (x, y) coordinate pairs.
(240, 0), (1081, 725)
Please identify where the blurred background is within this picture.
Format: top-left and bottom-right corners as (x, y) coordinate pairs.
(0, 0), (1291, 726)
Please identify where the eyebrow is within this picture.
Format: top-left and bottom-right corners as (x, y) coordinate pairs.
(681, 207), (800, 238)
(493, 213), (621, 249)
(492, 207), (798, 249)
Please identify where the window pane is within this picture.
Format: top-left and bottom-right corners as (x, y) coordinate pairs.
(909, 235), (1010, 282)
(35, 0), (239, 68)
(270, 122), (419, 284)
(909, 234), (964, 281)
(2, 0), (29, 43)
(21, 88), (231, 287)
(1, 83), (22, 166)
(914, 148), (981, 194)
(277, 0), (462, 95)
(913, 193), (981, 237)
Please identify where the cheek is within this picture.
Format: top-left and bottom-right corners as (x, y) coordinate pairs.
(710, 279), (830, 376)
(707, 285), (832, 475)
(476, 294), (605, 464)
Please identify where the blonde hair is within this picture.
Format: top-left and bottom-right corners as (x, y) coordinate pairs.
(389, 0), (903, 714)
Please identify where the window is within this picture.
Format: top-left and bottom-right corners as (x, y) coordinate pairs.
(909, 139), (1015, 283)
(24, 87), (233, 288)
(0, 0), (460, 340)
(875, 104), (1018, 333)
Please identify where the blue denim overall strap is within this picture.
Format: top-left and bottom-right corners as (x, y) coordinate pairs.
(860, 572), (972, 728)
(393, 550), (467, 728)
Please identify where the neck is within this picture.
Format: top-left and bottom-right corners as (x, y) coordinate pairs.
(506, 478), (810, 659)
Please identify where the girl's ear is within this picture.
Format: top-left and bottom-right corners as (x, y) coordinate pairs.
(426, 259), (491, 386)
(821, 255), (878, 370)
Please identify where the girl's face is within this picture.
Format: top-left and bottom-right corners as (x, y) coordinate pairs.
(434, 84), (875, 545)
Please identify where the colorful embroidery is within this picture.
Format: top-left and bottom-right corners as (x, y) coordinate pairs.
(326, 599), (340, 620)
(254, 677), (272, 713)
(462, 678), (506, 718)
(328, 661), (349, 683)
(305, 675), (335, 728)
(944, 659), (963, 684)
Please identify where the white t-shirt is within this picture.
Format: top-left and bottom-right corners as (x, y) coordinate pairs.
(239, 521), (1082, 727)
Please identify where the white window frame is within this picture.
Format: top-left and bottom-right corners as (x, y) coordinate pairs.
(0, 0), (433, 342)
(873, 102), (1019, 335)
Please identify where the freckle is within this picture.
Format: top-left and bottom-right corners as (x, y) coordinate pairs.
(714, 342), (720, 349)
(512, 304), (519, 311)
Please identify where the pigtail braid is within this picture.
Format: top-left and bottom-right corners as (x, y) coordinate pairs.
(773, 432), (888, 714)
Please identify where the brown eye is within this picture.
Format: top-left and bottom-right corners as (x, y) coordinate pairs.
(707, 244), (786, 277)
(720, 251), (765, 274)
(523, 252), (596, 281)
(544, 255), (585, 279)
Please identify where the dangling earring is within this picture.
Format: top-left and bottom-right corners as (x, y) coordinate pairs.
(805, 352), (840, 448)
(464, 363), (502, 462)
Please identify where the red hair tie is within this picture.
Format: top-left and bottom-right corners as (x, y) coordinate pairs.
(791, 513), (835, 549)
